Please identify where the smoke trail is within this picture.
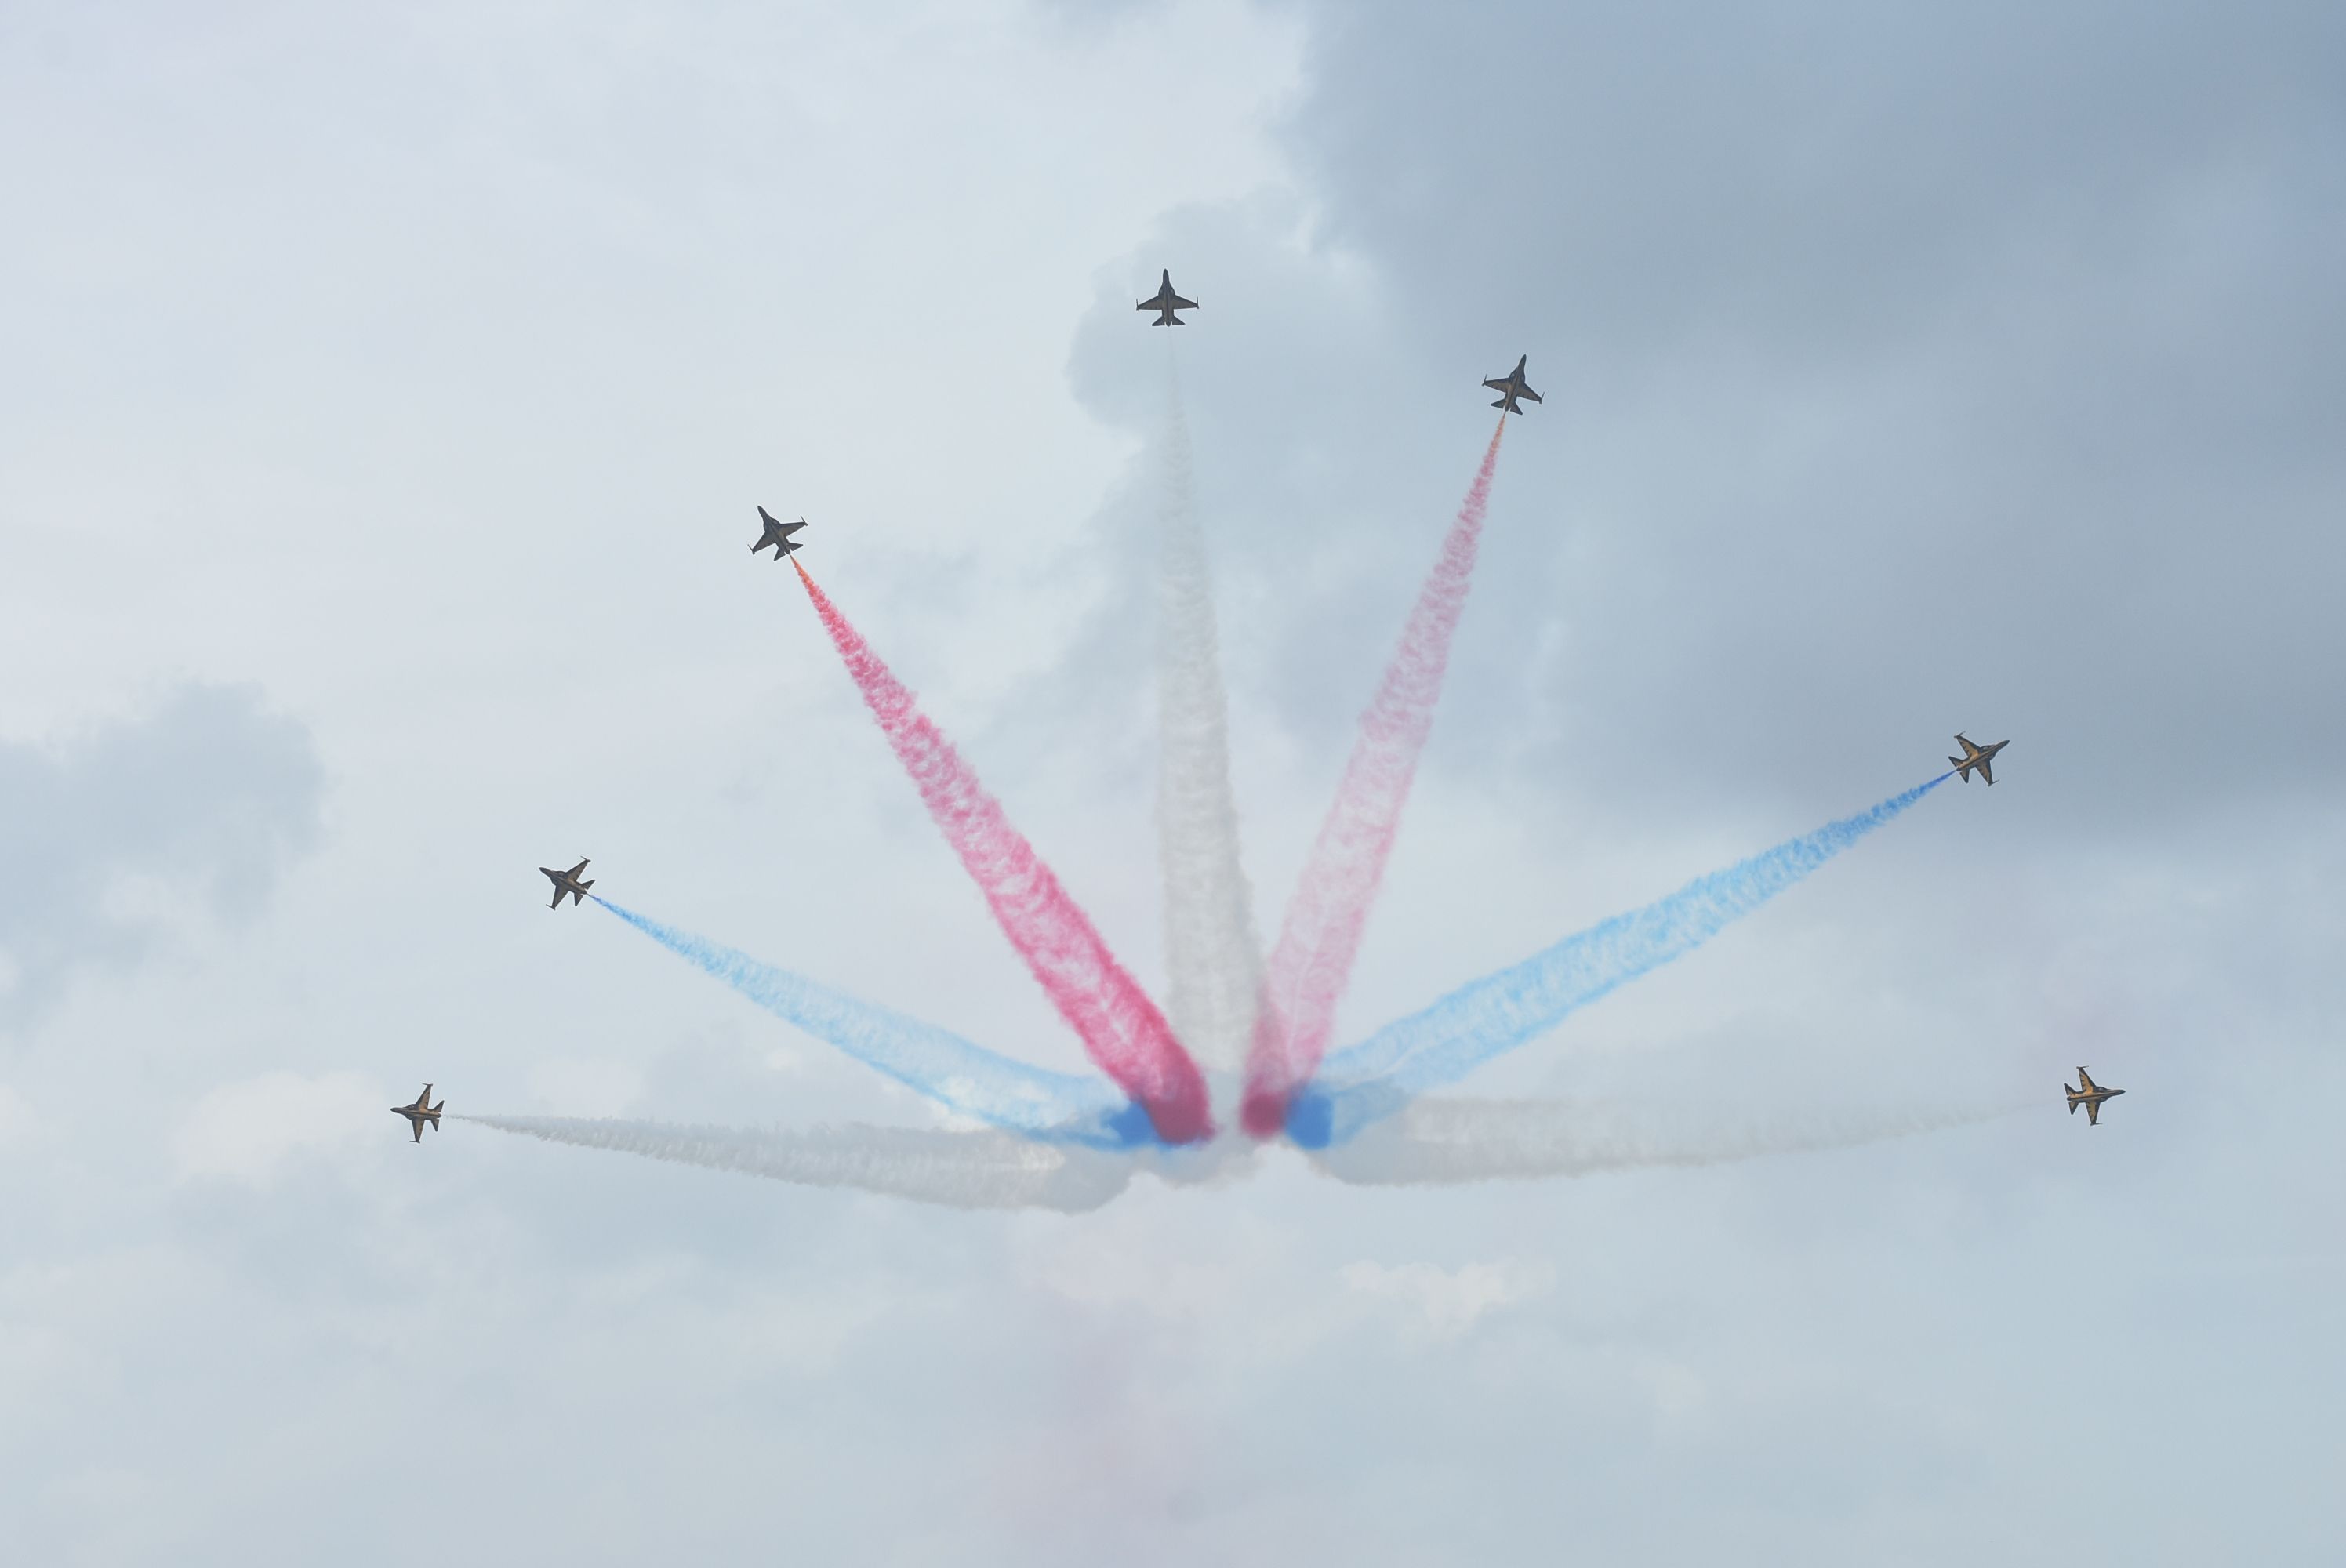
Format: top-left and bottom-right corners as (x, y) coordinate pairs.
(1242, 416), (1509, 1135)
(1311, 1091), (2030, 1186)
(791, 562), (1214, 1145)
(459, 1115), (1133, 1211)
(591, 898), (1149, 1150)
(1291, 775), (1952, 1147)
(1153, 366), (1263, 1093)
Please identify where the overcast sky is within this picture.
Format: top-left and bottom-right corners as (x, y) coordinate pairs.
(4, 2), (2341, 1562)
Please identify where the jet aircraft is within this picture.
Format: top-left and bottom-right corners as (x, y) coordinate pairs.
(1482, 354), (1542, 414)
(1136, 270), (1197, 326)
(751, 506), (808, 561)
(539, 857), (595, 909)
(392, 1083), (444, 1143)
(2065, 1067), (2125, 1125)
(1948, 733), (2010, 785)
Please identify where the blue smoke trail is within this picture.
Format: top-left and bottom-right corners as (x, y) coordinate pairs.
(1288, 775), (1952, 1148)
(591, 898), (1154, 1150)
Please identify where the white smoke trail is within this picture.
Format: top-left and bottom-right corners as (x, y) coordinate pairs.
(1311, 1093), (2030, 1187)
(458, 1116), (1135, 1212)
(1153, 361), (1264, 1095)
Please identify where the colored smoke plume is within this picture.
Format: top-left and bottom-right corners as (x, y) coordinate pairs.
(459, 1115), (1132, 1211)
(1153, 368), (1264, 1094)
(1242, 416), (1508, 1135)
(1292, 775), (1952, 1147)
(592, 897), (1147, 1149)
(1310, 1091), (2028, 1185)
(792, 561), (1214, 1144)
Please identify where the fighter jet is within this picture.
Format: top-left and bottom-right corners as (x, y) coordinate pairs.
(392, 1083), (444, 1143)
(1136, 269), (1197, 326)
(750, 506), (808, 561)
(539, 857), (594, 909)
(1482, 354), (1542, 414)
(1948, 732), (2010, 785)
(2065, 1067), (2125, 1125)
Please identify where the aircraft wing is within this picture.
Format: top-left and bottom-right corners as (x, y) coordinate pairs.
(2085, 1099), (2101, 1126)
(2075, 1069), (2097, 1094)
(567, 858), (590, 878)
(1169, 292), (1197, 310)
(1975, 757), (1994, 785)
(1481, 376), (1509, 393)
(411, 1116), (425, 1142)
(1519, 385), (1543, 403)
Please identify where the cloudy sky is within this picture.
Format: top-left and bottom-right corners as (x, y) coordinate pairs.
(4, 1), (2341, 1561)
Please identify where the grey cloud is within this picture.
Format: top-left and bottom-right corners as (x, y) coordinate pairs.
(0, 684), (321, 1025)
(1057, 2), (2346, 832)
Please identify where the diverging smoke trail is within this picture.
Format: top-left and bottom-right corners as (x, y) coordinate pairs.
(791, 562), (1214, 1145)
(1291, 775), (1952, 1147)
(1154, 370), (1263, 1090)
(459, 1115), (1133, 1212)
(1242, 416), (1509, 1136)
(1310, 1091), (2028, 1186)
(591, 898), (1147, 1149)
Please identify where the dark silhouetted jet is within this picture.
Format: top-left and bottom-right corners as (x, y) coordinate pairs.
(393, 1083), (444, 1143)
(1482, 354), (1542, 414)
(2066, 1067), (2124, 1125)
(752, 506), (807, 561)
(1137, 270), (1197, 326)
(539, 858), (594, 909)
(1948, 733), (2010, 785)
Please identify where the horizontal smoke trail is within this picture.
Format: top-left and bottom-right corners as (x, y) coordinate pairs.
(792, 561), (1213, 1145)
(1291, 775), (1952, 1147)
(1242, 416), (1509, 1137)
(1310, 1093), (2030, 1186)
(593, 898), (1149, 1149)
(459, 1115), (1133, 1211)
(1154, 371), (1264, 1094)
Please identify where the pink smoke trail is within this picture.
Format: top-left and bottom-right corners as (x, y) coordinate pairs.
(792, 561), (1214, 1145)
(1241, 416), (1508, 1136)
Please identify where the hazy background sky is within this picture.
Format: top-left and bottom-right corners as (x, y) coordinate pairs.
(3, 2), (2341, 1562)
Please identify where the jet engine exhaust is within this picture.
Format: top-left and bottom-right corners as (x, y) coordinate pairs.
(589, 896), (1149, 1149)
(1290, 775), (1954, 1148)
(1309, 1093), (2033, 1185)
(1154, 365), (1264, 1102)
(457, 1115), (1135, 1211)
(1241, 414), (1509, 1137)
(790, 561), (1215, 1145)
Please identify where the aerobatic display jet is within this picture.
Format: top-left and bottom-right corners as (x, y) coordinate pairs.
(751, 506), (808, 561)
(1136, 269), (1197, 326)
(2065, 1068), (2125, 1125)
(539, 858), (595, 909)
(1948, 733), (2010, 785)
(392, 1083), (444, 1143)
(1482, 354), (1542, 414)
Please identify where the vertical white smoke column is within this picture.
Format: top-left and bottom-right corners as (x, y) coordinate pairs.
(1154, 363), (1264, 1098)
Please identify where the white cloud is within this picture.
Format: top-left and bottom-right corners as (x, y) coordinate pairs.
(525, 1056), (644, 1119)
(1339, 1258), (1556, 1340)
(172, 1071), (390, 1186)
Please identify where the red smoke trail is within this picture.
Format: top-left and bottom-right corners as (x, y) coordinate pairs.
(1241, 416), (1508, 1137)
(792, 560), (1215, 1144)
